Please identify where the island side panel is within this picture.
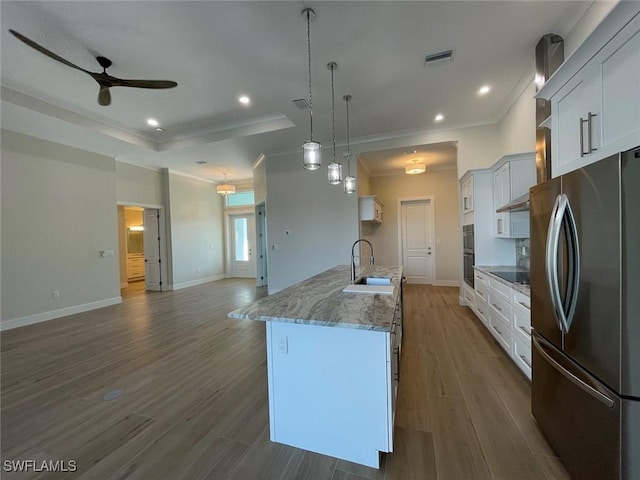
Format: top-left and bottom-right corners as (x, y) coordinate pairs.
(266, 320), (389, 468)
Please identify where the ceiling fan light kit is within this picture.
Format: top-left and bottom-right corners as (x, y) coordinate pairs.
(9, 29), (177, 106)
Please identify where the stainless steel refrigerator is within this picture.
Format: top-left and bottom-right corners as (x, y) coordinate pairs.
(530, 147), (640, 480)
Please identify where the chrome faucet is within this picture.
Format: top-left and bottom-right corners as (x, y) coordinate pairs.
(351, 239), (374, 283)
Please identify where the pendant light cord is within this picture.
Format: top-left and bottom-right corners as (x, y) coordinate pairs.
(306, 10), (313, 141)
(331, 64), (336, 162)
(345, 96), (351, 176)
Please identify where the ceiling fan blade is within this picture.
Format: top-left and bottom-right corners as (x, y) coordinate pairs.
(98, 86), (111, 106)
(9, 29), (91, 74)
(108, 78), (178, 89)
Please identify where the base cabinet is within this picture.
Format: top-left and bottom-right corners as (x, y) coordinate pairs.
(473, 268), (531, 379)
(265, 319), (398, 469)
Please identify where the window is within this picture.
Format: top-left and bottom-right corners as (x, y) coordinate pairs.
(226, 191), (255, 207)
(234, 217), (249, 261)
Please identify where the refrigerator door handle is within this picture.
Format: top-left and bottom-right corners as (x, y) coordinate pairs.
(533, 334), (615, 409)
(546, 194), (568, 333)
(562, 197), (580, 332)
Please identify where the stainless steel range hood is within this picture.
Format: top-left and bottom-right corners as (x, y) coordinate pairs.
(496, 193), (530, 212)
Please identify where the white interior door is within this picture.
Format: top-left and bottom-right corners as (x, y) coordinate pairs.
(143, 208), (162, 291)
(230, 214), (257, 278)
(400, 199), (434, 284)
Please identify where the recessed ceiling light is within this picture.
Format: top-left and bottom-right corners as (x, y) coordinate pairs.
(238, 95), (250, 105)
(147, 118), (159, 127)
(478, 85), (491, 96)
(435, 113), (444, 122)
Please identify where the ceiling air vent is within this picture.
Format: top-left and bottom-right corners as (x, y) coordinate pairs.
(424, 49), (454, 67)
(292, 98), (310, 109)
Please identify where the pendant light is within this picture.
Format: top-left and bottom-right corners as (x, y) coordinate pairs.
(343, 94), (356, 194)
(217, 173), (236, 195)
(327, 61), (342, 185)
(302, 8), (321, 170)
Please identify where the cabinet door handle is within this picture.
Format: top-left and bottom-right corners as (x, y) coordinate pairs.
(519, 354), (532, 368)
(518, 325), (531, 336)
(463, 197), (468, 210)
(580, 116), (587, 157)
(497, 218), (503, 234)
(492, 303), (502, 312)
(476, 275), (484, 280)
(492, 325), (503, 335)
(587, 112), (598, 153)
(517, 301), (530, 310)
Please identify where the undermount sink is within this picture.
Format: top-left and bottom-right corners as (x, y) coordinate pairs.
(343, 277), (394, 295)
(355, 276), (392, 286)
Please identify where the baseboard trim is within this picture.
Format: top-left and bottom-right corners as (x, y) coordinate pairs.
(172, 274), (226, 291)
(1, 297), (123, 331)
(433, 280), (460, 287)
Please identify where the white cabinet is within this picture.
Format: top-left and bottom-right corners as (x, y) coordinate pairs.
(538, 4), (640, 177)
(471, 269), (532, 380)
(491, 154), (535, 238)
(493, 163), (511, 237)
(461, 177), (474, 214)
(462, 282), (475, 309)
(266, 309), (401, 468)
(359, 196), (383, 223)
(127, 253), (144, 281)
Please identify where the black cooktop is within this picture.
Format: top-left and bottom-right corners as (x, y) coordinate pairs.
(489, 270), (530, 285)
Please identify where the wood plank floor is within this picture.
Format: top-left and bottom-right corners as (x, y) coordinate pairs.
(1, 280), (569, 479)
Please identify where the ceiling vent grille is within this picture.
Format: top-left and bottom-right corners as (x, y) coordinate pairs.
(424, 50), (454, 67)
(292, 98), (310, 109)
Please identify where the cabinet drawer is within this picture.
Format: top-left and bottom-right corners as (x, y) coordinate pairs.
(513, 304), (532, 341)
(474, 270), (489, 284)
(488, 290), (512, 323)
(489, 276), (512, 300)
(463, 284), (475, 308)
(512, 289), (531, 310)
(475, 278), (489, 303)
(489, 309), (512, 355)
(475, 294), (489, 326)
(512, 334), (532, 379)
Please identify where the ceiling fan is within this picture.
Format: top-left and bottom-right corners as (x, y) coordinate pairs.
(9, 29), (178, 106)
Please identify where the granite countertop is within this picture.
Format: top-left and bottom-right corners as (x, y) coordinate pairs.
(228, 265), (403, 332)
(474, 265), (531, 297)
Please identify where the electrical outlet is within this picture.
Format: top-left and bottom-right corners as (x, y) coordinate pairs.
(52, 291), (60, 298)
(277, 335), (288, 354)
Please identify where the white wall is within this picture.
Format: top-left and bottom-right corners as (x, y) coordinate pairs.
(564, 0), (619, 57)
(253, 157), (267, 205)
(166, 172), (225, 289)
(1, 130), (120, 328)
(368, 169), (460, 285)
(116, 161), (164, 206)
(498, 80), (536, 157)
(265, 150), (359, 293)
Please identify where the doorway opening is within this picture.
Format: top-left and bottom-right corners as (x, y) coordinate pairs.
(117, 204), (165, 295)
(398, 196), (436, 284)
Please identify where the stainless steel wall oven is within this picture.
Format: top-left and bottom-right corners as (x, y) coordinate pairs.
(463, 225), (474, 287)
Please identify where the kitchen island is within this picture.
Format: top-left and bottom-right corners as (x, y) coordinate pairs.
(228, 265), (403, 468)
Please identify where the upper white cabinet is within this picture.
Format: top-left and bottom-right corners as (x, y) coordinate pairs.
(538, 4), (640, 177)
(492, 153), (535, 238)
(493, 163), (511, 237)
(359, 196), (383, 223)
(461, 177), (474, 214)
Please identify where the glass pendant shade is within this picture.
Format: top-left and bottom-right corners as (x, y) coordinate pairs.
(344, 175), (356, 194)
(303, 141), (322, 170)
(217, 184), (236, 195)
(405, 163), (426, 175)
(328, 161), (342, 185)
